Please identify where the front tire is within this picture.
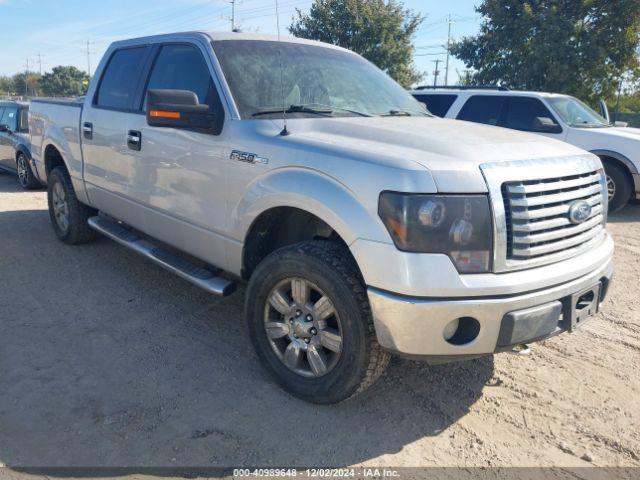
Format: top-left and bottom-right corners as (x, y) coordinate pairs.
(603, 161), (632, 213)
(47, 166), (96, 245)
(245, 241), (390, 404)
(16, 153), (40, 190)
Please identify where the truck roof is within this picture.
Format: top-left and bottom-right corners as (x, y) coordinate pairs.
(409, 88), (568, 99)
(109, 30), (353, 54)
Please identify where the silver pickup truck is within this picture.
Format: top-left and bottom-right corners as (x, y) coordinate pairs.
(29, 32), (614, 404)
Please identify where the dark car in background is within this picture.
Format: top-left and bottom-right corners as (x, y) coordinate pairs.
(0, 101), (41, 190)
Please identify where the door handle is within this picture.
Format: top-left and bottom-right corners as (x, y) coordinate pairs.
(127, 130), (142, 151)
(83, 122), (93, 140)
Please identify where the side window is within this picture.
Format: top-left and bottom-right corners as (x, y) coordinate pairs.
(414, 94), (458, 118)
(505, 97), (559, 132)
(95, 47), (149, 110)
(457, 95), (506, 126)
(143, 44), (217, 110)
(0, 107), (18, 131)
(19, 109), (29, 132)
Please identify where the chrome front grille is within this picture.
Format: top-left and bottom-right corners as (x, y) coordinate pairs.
(503, 171), (606, 261)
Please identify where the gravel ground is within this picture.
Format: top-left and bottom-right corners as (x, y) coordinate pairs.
(0, 170), (639, 470)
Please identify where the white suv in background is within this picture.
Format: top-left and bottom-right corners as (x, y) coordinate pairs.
(411, 87), (640, 212)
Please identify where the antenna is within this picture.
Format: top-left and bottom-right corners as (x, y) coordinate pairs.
(275, 0), (289, 136)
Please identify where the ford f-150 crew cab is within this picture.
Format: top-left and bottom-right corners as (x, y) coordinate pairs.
(29, 32), (614, 404)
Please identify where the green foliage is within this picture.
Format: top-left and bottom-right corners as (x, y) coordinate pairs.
(451, 0), (640, 102)
(40, 66), (90, 97)
(289, 0), (424, 88)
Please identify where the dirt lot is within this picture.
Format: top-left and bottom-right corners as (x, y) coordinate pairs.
(0, 170), (639, 470)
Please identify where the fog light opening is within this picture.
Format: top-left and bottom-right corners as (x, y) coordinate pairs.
(445, 317), (481, 346)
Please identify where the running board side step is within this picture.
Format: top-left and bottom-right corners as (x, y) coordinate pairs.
(88, 216), (236, 297)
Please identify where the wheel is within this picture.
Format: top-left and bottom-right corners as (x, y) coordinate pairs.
(603, 161), (632, 213)
(47, 166), (96, 244)
(16, 153), (40, 190)
(245, 240), (390, 404)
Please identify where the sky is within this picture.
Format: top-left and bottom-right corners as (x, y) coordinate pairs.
(0, 0), (482, 85)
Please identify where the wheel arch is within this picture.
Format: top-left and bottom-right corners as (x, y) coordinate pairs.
(235, 168), (389, 280)
(592, 150), (638, 175)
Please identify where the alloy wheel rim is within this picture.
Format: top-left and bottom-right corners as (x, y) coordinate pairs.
(17, 156), (28, 187)
(606, 175), (616, 202)
(264, 277), (343, 378)
(52, 181), (70, 232)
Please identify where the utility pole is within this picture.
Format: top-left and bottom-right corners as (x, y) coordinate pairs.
(36, 53), (44, 76)
(85, 40), (95, 77)
(433, 59), (441, 88)
(445, 15), (455, 87)
(24, 58), (30, 97)
(230, 0), (236, 31)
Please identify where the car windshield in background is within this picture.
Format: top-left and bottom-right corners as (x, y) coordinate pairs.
(547, 96), (610, 128)
(212, 40), (429, 119)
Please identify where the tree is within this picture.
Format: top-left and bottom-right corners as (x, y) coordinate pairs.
(451, 0), (640, 102)
(40, 66), (90, 97)
(290, 0), (424, 88)
(0, 76), (11, 96)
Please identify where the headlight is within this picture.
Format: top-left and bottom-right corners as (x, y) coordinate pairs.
(378, 193), (493, 273)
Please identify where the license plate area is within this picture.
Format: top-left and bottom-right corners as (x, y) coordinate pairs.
(569, 283), (601, 331)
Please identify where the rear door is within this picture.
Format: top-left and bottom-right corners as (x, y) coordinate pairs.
(456, 95), (507, 127)
(81, 46), (152, 203)
(0, 106), (18, 171)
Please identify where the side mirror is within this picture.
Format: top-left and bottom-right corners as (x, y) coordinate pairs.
(534, 116), (561, 133)
(614, 121), (628, 128)
(146, 89), (216, 132)
(0, 124), (10, 133)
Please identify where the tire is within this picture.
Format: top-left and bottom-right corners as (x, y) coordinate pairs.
(245, 240), (390, 404)
(16, 153), (41, 190)
(603, 161), (632, 214)
(47, 166), (96, 245)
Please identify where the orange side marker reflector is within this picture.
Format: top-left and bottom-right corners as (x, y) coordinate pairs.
(150, 110), (181, 119)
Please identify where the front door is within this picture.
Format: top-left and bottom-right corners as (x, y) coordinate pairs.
(125, 42), (230, 267)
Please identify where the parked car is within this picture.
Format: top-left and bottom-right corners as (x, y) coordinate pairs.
(0, 101), (40, 190)
(410, 87), (640, 212)
(29, 32), (613, 404)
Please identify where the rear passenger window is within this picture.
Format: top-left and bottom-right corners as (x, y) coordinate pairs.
(505, 97), (558, 132)
(96, 47), (149, 110)
(143, 44), (216, 109)
(413, 94), (458, 118)
(457, 96), (506, 126)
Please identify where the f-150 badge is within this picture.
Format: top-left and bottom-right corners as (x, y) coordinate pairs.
(230, 150), (269, 165)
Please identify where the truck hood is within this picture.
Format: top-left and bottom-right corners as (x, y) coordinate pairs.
(287, 116), (589, 192)
(583, 126), (640, 141)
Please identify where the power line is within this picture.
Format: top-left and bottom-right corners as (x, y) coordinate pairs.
(35, 53), (45, 76)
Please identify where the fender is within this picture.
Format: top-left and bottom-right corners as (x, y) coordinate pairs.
(591, 149), (638, 175)
(230, 166), (392, 251)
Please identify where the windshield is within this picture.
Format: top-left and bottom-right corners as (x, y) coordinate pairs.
(547, 96), (610, 128)
(212, 40), (428, 119)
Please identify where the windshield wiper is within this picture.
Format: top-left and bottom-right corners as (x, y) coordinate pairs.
(378, 109), (429, 117)
(252, 105), (334, 117)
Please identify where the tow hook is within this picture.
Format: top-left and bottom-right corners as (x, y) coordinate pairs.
(511, 344), (531, 356)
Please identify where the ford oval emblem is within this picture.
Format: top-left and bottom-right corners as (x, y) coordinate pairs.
(568, 200), (592, 224)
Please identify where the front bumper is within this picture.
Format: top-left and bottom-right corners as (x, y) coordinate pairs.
(368, 244), (614, 359)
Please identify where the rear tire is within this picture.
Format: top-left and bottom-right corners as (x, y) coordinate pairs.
(245, 240), (390, 404)
(603, 161), (632, 213)
(47, 166), (96, 245)
(16, 153), (40, 190)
